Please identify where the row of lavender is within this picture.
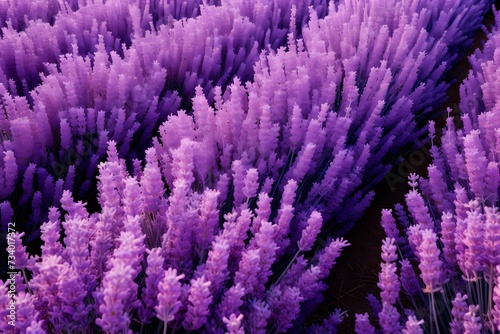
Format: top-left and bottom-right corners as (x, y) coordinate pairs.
(359, 10), (500, 333)
(0, 0), (496, 333)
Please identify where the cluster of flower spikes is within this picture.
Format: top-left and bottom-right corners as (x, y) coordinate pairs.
(0, 141), (350, 333)
(0, 0), (497, 332)
(0, 0), (328, 240)
(152, 0), (494, 240)
(358, 9), (500, 333)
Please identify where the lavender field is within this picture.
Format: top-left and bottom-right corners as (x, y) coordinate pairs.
(0, 0), (499, 333)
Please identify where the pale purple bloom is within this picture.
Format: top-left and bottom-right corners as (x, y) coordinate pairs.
(184, 275), (213, 330)
(463, 305), (481, 334)
(484, 207), (500, 269)
(405, 189), (434, 230)
(25, 319), (47, 334)
(463, 130), (489, 199)
(40, 207), (63, 257)
(450, 293), (469, 334)
(416, 229), (443, 293)
(255, 192), (272, 228)
(122, 176), (143, 218)
(298, 211), (323, 252)
(141, 148), (165, 214)
(223, 313), (245, 334)
(14, 292), (39, 333)
(248, 220), (278, 297)
(30, 254), (90, 332)
(354, 313), (375, 334)
(459, 210), (485, 280)
(378, 302), (402, 334)
(378, 238), (400, 305)
(407, 224), (423, 258)
(155, 268), (185, 326)
(95, 230), (145, 333)
(242, 168), (259, 201)
(217, 283), (245, 321)
(202, 236), (230, 296)
(0, 280), (11, 333)
(139, 248), (164, 324)
(196, 189), (221, 250)
(403, 316), (424, 334)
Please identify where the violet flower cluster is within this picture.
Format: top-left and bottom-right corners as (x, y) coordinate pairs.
(359, 10), (500, 333)
(0, 0), (327, 239)
(0, 0), (497, 332)
(1, 141), (350, 333)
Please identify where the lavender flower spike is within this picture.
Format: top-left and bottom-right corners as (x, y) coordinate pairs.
(354, 313), (375, 334)
(378, 237), (400, 305)
(184, 275), (213, 331)
(403, 316), (424, 334)
(223, 313), (245, 334)
(155, 268), (185, 330)
(417, 229), (443, 293)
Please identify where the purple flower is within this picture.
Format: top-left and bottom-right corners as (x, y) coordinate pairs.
(381, 209), (399, 239)
(458, 210), (485, 280)
(246, 299), (271, 334)
(463, 305), (481, 334)
(139, 248), (164, 324)
(184, 275), (213, 330)
(450, 293), (469, 334)
(30, 254), (90, 332)
(354, 313), (375, 334)
(201, 236), (230, 296)
(403, 316), (424, 334)
(268, 285), (303, 332)
(223, 313), (245, 334)
(400, 259), (421, 296)
(378, 238), (400, 305)
(484, 207), (500, 270)
(298, 211), (323, 252)
(195, 189), (221, 251)
(378, 302), (402, 334)
(463, 130), (489, 199)
(416, 229), (443, 293)
(155, 268), (185, 327)
(441, 212), (458, 267)
(217, 283), (245, 321)
(1, 0), (497, 332)
(405, 189), (434, 230)
(95, 230), (145, 333)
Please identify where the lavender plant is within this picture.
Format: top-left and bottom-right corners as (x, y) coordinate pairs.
(149, 0), (494, 237)
(0, 0), (327, 239)
(0, 0), (497, 332)
(357, 10), (500, 332)
(1, 141), (349, 332)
